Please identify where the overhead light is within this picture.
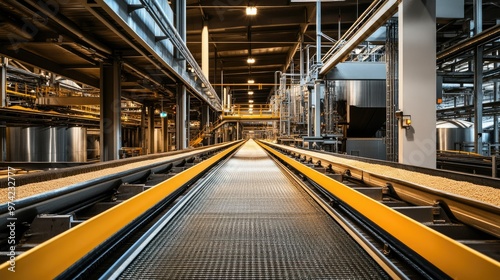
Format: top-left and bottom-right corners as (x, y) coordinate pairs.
(247, 57), (255, 64)
(248, 91), (254, 95)
(249, 99), (254, 103)
(248, 79), (255, 84)
(249, 104), (254, 108)
(246, 6), (257, 15)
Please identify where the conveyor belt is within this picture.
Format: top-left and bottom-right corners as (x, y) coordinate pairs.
(116, 140), (389, 279)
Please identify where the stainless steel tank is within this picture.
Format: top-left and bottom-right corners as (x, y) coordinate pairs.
(66, 127), (87, 162)
(7, 127), (38, 161)
(6, 126), (87, 162)
(38, 127), (66, 162)
(436, 120), (474, 151)
(87, 129), (100, 160)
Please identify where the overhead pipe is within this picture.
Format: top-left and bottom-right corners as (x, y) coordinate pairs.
(437, 24), (500, 64)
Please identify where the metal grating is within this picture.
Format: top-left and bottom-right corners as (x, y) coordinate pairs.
(118, 140), (389, 279)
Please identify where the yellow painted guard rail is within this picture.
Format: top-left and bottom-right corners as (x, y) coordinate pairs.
(258, 141), (500, 279)
(0, 141), (244, 279)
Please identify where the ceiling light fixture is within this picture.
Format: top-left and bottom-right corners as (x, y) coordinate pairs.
(246, 6), (257, 15)
(247, 57), (255, 64)
(249, 100), (254, 103)
(248, 79), (255, 84)
(248, 91), (254, 95)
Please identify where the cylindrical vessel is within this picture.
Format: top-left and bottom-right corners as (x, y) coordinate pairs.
(436, 120), (474, 151)
(66, 127), (87, 162)
(6, 126), (87, 162)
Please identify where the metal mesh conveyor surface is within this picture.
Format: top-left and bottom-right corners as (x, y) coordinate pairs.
(118, 140), (389, 279)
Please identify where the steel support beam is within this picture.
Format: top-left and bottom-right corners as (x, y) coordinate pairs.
(0, 57), (6, 108)
(162, 100), (169, 152)
(176, 84), (188, 150)
(398, 0), (436, 168)
(0, 125), (5, 162)
(176, 0), (186, 60)
(141, 104), (146, 153)
(313, 80), (322, 138)
(148, 104), (155, 154)
(495, 52), (499, 153)
(474, 45), (484, 154)
(201, 105), (210, 145)
(100, 58), (122, 161)
(474, 0), (484, 154)
(316, 0), (322, 67)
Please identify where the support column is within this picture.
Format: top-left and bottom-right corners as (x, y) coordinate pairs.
(202, 23), (209, 80)
(162, 100), (168, 152)
(473, 0), (483, 154)
(398, 0), (436, 168)
(316, 0), (322, 66)
(1, 57), (7, 107)
(494, 51), (499, 154)
(313, 80), (322, 137)
(201, 105), (210, 145)
(236, 121), (240, 140)
(100, 58), (121, 161)
(176, 84), (188, 150)
(0, 57), (6, 162)
(0, 124), (5, 161)
(148, 104), (155, 154)
(141, 105), (146, 154)
(186, 93), (190, 146)
(474, 46), (484, 154)
(175, 0), (186, 59)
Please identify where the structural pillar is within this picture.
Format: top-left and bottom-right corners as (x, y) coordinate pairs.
(1, 57), (7, 107)
(202, 23), (209, 80)
(398, 0), (436, 168)
(236, 121), (240, 140)
(162, 100), (169, 152)
(176, 84), (188, 150)
(0, 57), (6, 161)
(141, 105), (146, 154)
(100, 58), (122, 161)
(473, 0), (483, 154)
(313, 80), (322, 137)
(201, 105), (210, 145)
(175, 0), (186, 59)
(494, 81), (499, 153)
(148, 104), (155, 154)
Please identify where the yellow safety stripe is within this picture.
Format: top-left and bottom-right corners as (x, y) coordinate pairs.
(258, 141), (500, 279)
(0, 141), (243, 279)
